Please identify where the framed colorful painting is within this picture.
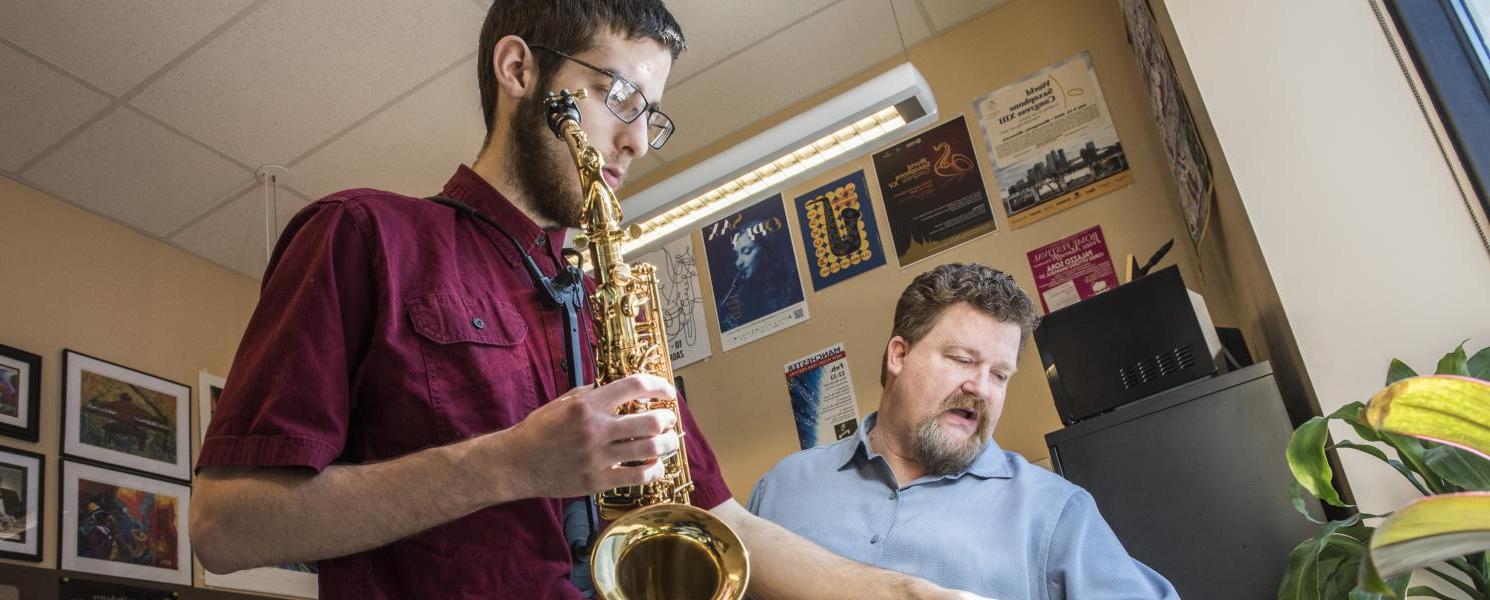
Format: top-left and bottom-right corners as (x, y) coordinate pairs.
(60, 460), (191, 585)
(0, 343), (42, 442)
(62, 350), (191, 482)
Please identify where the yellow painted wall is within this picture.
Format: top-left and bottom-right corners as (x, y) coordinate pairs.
(0, 175), (259, 571)
(646, 0), (1245, 501)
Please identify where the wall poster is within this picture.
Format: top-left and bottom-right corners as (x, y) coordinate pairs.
(872, 116), (997, 267)
(702, 194), (809, 351)
(974, 51), (1133, 229)
(1025, 225), (1120, 313)
(792, 170), (886, 291)
(1121, 0), (1214, 246)
(783, 344), (861, 450)
(634, 235), (713, 369)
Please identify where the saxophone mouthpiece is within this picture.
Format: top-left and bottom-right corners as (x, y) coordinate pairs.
(543, 89), (585, 138)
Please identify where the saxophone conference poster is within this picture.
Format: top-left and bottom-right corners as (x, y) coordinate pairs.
(783, 343), (861, 450)
(702, 194), (809, 352)
(872, 116), (997, 267)
(634, 235), (714, 369)
(792, 169), (886, 291)
(973, 51), (1132, 229)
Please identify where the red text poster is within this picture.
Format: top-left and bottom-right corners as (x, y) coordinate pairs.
(1026, 225), (1119, 313)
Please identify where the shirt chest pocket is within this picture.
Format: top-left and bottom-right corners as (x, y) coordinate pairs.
(407, 292), (535, 441)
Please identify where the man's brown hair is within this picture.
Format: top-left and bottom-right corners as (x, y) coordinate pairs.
(477, 0), (686, 146)
(880, 263), (1041, 386)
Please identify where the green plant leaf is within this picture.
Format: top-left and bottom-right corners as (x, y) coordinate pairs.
(1382, 431), (1450, 495)
(1403, 586), (1456, 599)
(1335, 442), (1433, 496)
(1468, 346), (1490, 380)
(1367, 492), (1490, 579)
(1366, 376), (1490, 459)
(1437, 344), (1470, 376)
(1388, 359), (1420, 386)
(1292, 480), (1328, 524)
(1290, 415), (1350, 507)
(1424, 444), (1490, 491)
(1339, 401), (1387, 443)
(1280, 517), (1368, 600)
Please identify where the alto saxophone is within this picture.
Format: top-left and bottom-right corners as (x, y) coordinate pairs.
(543, 90), (749, 600)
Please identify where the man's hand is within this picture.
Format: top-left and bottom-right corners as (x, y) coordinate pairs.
(493, 373), (681, 500)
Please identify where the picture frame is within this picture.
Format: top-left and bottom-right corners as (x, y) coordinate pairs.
(0, 444), (44, 562)
(0, 343), (42, 442)
(196, 371), (225, 445)
(62, 350), (191, 482)
(203, 561), (320, 598)
(60, 460), (192, 586)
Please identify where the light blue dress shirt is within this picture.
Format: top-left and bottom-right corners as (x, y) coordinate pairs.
(748, 413), (1178, 600)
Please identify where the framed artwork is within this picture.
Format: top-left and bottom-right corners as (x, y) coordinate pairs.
(62, 350), (191, 482)
(0, 445), (43, 562)
(204, 561), (320, 598)
(60, 460), (191, 586)
(0, 343), (42, 442)
(197, 371), (225, 445)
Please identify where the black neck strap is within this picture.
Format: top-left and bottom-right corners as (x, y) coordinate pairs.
(428, 196), (588, 390)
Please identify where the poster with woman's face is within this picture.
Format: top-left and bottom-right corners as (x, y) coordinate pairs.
(701, 194), (809, 351)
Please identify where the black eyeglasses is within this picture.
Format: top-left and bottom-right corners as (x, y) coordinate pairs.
(529, 44), (675, 149)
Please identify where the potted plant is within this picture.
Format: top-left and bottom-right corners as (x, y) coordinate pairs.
(1281, 343), (1490, 599)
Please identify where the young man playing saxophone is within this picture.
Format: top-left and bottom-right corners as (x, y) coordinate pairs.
(190, 1), (992, 598)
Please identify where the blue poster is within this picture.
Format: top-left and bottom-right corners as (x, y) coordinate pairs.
(793, 170), (886, 291)
(702, 194), (809, 351)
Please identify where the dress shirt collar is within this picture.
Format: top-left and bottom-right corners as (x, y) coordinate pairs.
(844, 412), (1014, 480)
(439, 165), (569, 267)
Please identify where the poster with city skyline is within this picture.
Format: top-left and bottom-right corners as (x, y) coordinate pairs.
(974, 51), (1133, 229)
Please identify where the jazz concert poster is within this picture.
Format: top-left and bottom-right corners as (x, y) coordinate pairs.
(872, 116), (996, 267)
(633, 235), (714, 369)
(783, 344), (860, 450)
(792, 170), (886, 291)
(702, 194), (809, 351)
(1026, 225), (1119, 313)
(974, 51), (1132, 229)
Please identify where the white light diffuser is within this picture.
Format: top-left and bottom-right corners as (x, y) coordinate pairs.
(621, 62), (938, 257)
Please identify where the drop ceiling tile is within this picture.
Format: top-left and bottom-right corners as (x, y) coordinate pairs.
(661, 0), (904, 160)
(891, 0), (934, 48)
(0, 0), (254, 96)
(666, 0), (838, 82)
(24, 108), (253, 236)
(171, 185), (309, 281)
(291, 56), (484, 202)
(922, 0), (1007, 32)
(131, 0), (484, 167)
(0, 43), (110, 171)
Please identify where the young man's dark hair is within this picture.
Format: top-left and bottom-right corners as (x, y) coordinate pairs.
(476, 0), (687, 142)
(880, 263), (1041, 386)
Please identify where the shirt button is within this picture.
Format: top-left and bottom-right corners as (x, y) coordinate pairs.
(870, 535), (882, 544)
(472, 317), (486, 329)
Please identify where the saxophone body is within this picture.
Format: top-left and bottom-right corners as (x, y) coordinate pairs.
(543, 90), (749, 600)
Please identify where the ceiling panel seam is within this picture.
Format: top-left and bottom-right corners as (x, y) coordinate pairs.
(914, 0), (937, 35)
(16, 0), (269, 174)
(162, 176), (261, 240)
(285, 52), (478, 169)
(668, 0), (848, 91)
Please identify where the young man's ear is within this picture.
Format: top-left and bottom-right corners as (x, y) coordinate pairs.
(490, 35), (538, 98)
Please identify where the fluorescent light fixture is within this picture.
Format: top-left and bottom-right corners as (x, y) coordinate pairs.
(620, 62), (938, 257)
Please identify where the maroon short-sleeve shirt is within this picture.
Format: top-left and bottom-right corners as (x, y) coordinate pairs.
(199, 166), (732, 599)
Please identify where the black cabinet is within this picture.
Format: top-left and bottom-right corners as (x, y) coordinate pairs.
(1046, 362), (1323, 599)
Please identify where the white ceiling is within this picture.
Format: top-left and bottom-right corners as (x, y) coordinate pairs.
(1, 0), (1005, 280)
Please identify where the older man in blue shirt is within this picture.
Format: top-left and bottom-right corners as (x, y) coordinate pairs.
(749, 263), (1176, 599)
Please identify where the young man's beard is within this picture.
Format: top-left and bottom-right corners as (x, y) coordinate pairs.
(909, 392), (991, 476)
(509, 91), (585, 228)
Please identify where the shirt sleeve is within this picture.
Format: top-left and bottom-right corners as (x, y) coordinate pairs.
(197, 199), (375, 473)
(745, 476), (767, 515)
(1044, 489), (1179, 600)
(677, 394), (733, 509)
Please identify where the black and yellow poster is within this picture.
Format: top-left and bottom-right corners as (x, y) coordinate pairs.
(872, 116), (997, 267)
(792, 170), (886, 291)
